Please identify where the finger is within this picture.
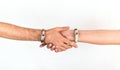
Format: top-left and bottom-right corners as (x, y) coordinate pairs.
(61, 43), (72, 49)
(56, 26), (69, 31)
(59, 46), (67, 51)
(63, 42), (72, 47)
(51, 45), (56, 51)
(54, 40), (69, 52)
(62, 38), (73, 47)
(40, 43), (46, 48)
(62, 38), (78, 48)
(55, 48), (62, 53)
(70, 42), (78, 48)
(55, 49), (59, 53)
(47, 43), (53, 49)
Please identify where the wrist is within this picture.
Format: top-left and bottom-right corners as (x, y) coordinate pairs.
(40, 29), (46, 43)
(43, 29), (51, 43)
(78, 30), (91, 42)
(35, 29), (49, 42)
(74, 28), (79, 43)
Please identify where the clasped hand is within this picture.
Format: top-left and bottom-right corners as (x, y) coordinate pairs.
(40, 27), (78, 53)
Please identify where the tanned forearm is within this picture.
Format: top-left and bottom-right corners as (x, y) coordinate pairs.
(0, 22), (41, 41)
(78, 30), (120, 45)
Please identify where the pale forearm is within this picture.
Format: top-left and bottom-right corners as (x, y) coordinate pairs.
(0, 22), (41, 41)
(78, 30), (120, 45)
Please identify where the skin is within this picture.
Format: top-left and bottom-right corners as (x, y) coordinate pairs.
(62, 30), (120, 45)
(0, 22), (78, 53)
(46, 30), (120, 50)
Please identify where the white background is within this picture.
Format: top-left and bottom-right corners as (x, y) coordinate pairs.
(0, 0), (120, 70)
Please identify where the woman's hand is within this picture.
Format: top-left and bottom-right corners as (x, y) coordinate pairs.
(40, 27), (78, 52)
(61, 30), (74, 41)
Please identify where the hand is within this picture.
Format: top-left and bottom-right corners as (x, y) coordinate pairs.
(61, 30), (74, 41)
(45, 30), (76, 51)
(40, 27), (78, 52)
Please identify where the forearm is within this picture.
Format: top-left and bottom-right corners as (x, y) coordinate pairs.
(79, 30), (120, 45)
(0, 22), (41, 41)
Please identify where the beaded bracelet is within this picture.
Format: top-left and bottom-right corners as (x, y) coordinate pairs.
(74, 28), (78, 43)
(40, 29), (45, 43)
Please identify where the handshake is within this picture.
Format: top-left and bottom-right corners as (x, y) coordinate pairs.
(1, 22), (117, 51)
(40, 27), (79, 53)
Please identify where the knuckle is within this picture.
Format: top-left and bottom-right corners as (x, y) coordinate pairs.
(63, 49), (66, 51)
(70, 42), (74, 45)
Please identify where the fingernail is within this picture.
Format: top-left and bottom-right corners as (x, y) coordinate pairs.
(55, 49), (58, 52)
(40, 45), (42, 48)
(55, 49), (59, 53)
(55, 51), (58, 53)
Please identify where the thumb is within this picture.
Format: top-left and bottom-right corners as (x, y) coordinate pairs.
(57, 26), (69, 31)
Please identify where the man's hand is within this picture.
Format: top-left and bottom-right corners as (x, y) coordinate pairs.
(40, 27), (78, 52)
